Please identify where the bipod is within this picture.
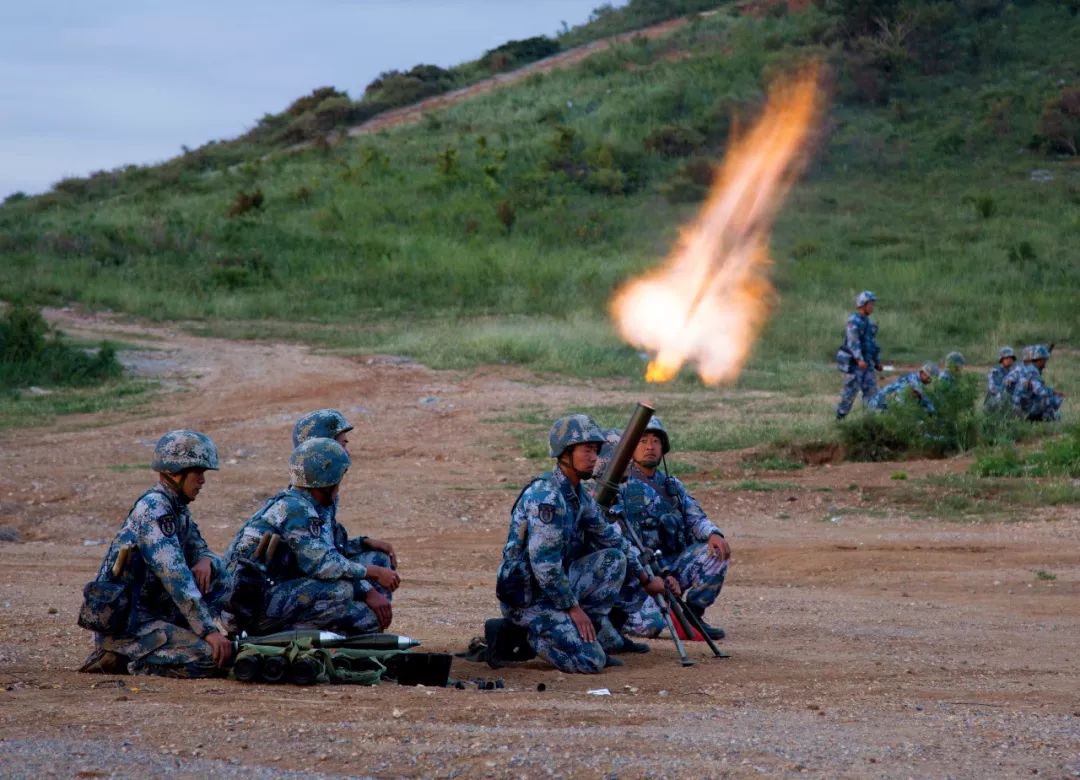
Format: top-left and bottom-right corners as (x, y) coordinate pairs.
(667, 588), (729, 659)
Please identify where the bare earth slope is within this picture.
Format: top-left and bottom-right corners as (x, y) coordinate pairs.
(0, 310), (1077, 778)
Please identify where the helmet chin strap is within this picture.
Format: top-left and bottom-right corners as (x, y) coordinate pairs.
(160, 471), (191, 504)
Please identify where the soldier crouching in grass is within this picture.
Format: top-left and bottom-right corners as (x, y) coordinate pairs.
(78, 430), (233, 677)
(495, 414), (665, 673)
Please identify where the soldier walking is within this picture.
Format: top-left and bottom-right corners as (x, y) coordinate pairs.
(835, 290), (882, 420)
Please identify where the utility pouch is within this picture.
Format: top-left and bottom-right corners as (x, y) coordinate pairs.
(224, 558), (271, 630)
(835, 346), (854, 374)
(495, 558), (534, 609)
(77, 580), (133, 634)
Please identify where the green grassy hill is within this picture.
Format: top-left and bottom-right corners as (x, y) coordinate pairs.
(2, 0), (1077, 388)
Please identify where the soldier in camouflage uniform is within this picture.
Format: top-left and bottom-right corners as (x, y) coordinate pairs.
(496, 415), (664, 673)
(939, 351), (966, 384)
(1002, 345), (1034, 406)
(835, 291), (882, 420)
(224, 438), (399, 635)
(1011, 344), (1063, 421)
(609, 418), (730, 640)
(292, 409), (398, 623)
(868, 362), (938, 413)
(79, 430), (233, 677)
(984, 347), (1016, 410)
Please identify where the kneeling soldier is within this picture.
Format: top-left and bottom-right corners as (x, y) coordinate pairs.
(224, 438), (399, 635)
(79, 430), (232, 677)
(496, 414), (664, 673)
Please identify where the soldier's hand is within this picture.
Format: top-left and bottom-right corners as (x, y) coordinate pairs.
(643, 575), (665, 596)
(664, 575), (682, 597)
(365, 590), (393, 629)
(367, 565), (400, 592)
(366, 538), (397, 569)
(191, 557), (213, 594)
(875, 363), (883, 372)
(205, 631), (232, 669)
(707, 534), (731, 561)
(567, 605), (596, 642)
(857, 359), (868, 370)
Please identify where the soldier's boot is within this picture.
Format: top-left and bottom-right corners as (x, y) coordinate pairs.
(686, 604), (726, 640)
(603, 654), (624, 668)
(484, 618), (535, 669)
(595, 615), (649, 655)
(78, 648), (130, 675)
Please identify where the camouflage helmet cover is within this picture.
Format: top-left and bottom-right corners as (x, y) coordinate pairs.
(548, 414), (606, 458)
(1032, 344), (1051, 360)
(642, 416), (671, 454)
(944, 351), (966, 368)
(151, 430), (220, 473)
(919, 362), (939, 379)
(290, 437), (350, 489)
(1021, 345), (1036, 362)
(998, 346), (1015, 362)
(855, 290), (877, 307)
(292, 408), (353, 447)
(591, 428), (623, 479)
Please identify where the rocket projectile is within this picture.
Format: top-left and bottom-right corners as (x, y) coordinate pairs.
(237, 630), (420, 650)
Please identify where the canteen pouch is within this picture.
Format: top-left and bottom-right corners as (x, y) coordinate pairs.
(495, 558), (533, 609)
(835, 346), (854, 374)
(78, 580), (133, 634)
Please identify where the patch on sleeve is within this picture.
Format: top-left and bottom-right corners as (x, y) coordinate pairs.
(309, 518), (322, 537)
(158, 515), (176, 537)
(538, 504), (555, 524)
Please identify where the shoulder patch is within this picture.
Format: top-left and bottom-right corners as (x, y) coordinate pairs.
(309, 517), (322, 537)
(538, 504), (555, 524)
(158, 515), (176, 537)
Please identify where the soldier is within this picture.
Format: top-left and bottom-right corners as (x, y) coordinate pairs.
(984, 347), (1016, 410)
(835, 290), (882, 420)
(292, 409), (397, 612)
(224, 438), (399, 635)
(609, 417), (730, 640)
(1012, 344), (1063, 421)
(939, 351), (966, 384)
(868, 362), (938, 413)
(495, 414), (665, 673)
(1002, 345), (1034, 404)
(78, 430), (232, 677)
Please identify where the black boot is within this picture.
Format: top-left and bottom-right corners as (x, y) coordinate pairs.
(686, 604), (725, 640)
(484, 618), (536, 669)
(611, 635), (650, 654)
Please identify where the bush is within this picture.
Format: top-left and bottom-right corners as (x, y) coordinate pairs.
(0, 306), (122, 389)
(227, 189), (264, 218)
(972, 424), (1080, 478)
(482, 36), (560, 72)
(362, 64), (454, 109)
(1036, 86), (1080, 156)
(644, 124), (706, 157)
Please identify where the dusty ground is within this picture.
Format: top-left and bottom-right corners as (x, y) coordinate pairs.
(0, 309), (1078, 779)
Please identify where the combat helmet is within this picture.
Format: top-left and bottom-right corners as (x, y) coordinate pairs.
(1032, 344), (1051, 361)
(592, 428), (623, 479)
(151, 430), (220, 473)
(998, 346), (1015, 362)
(855, 290), (877, 307)
(642, 416), (671, 454)
(920, 362), (939, 379)
(944, 351), (966, 368)
(292, 408), (353, 447)
(290, 437), (350, 489)
(548, 414), (606, 458)
(1021, 345), (1036, 362)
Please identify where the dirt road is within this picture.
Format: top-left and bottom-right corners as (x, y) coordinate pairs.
(1, 310), (1077, 778)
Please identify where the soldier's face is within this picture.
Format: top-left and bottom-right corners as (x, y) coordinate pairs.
(1034, 358), (1047, 370)
(335, 432), (350, 453)
(568, 443), (600, 477)
(862, 301), (875, 314)
(918, 371), (931, 384)
(634, 433), (663, 469)
(1001, 357), (1015, 369)
(177, 468), (207, 501)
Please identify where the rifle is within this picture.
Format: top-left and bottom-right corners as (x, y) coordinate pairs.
(594, 403), (692, 666)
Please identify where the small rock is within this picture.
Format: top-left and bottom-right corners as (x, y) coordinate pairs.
(47, 607), (58, 615)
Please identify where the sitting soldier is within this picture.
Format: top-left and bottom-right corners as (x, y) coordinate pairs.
(1011, 344), (1063, 422)
(608, 417), (730, 640)
(939, 351), (966, 384)
(495, 414), (664, 673)
(224, 438), (399, 635)
(78, 430), (232, 677)
(868, 362), (938, 413)
(292, 409), (398, 624)
(985, 347), (1016, 411)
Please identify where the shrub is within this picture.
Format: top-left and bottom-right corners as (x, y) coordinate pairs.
(482, 36), (560, 72)
(285, 87), (348, 118)
(644, 124), (706, 157)
(362, 64), (454, 109)
(1036, 86), (1080, 156)
(227, 189), (264, 218)
(0, 306), (122, 389)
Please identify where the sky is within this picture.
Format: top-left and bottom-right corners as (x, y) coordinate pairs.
(0, 1), (626, 199)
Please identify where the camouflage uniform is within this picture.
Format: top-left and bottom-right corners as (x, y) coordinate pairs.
(984, 348), (1015, 410)
(1011, 346), (1062, 421)
(496, 416), (646, 673)
(868, 367), (936, 413)
(939, 352), (966, 384)
(84, 431), (227, 678)
(224, 438), (380, 635)
(612, 463), (728, 638)
(836, 291), (881, 418)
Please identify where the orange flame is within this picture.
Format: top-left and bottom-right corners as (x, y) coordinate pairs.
(612, 66), (823, 384)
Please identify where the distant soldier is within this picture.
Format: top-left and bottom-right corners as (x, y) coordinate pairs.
(1002, 345), (1034, 403)
(1011, 344), (1063, 421)
(835, 290), (882, 420)
(78, 430), (232, 677)
(868, 362), (938, 413)
(224, 438), (399, 635)
(292, 409), (398, 614)
(495, 414), (664, 673)
(984, 347), (1016, 410)
(939, 351), (966, 384)
(608, 417), (730, 641)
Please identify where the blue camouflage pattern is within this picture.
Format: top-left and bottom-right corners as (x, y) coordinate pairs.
(290, 438), (350, 489)
(548, 414), (606, 458)
(90, 482), (227, 677)
(836, 309), (880, 416)
(985, 364), (1012, 410)
(837, 367), (878, 417)
(224, 487), (379, 634)
(1010, 362), (1062, 421)
(497, 468), (645, 672)
(868, 371), (935, 413)
(292, 409), (353, 447)
(150, 430), (220, 473)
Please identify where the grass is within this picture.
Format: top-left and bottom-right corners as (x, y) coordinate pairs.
(730, 479), (798, 492)
(0, 378), (154, 429)
(895, 473), (1080, 520)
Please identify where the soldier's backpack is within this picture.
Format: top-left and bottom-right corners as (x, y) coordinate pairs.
(495, 476), (546, 609)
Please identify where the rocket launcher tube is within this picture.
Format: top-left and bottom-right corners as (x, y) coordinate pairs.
(236, 630), (421, 650)
(593, 402), (655, 509)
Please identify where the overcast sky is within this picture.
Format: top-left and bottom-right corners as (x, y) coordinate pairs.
(0, 1), (626, 199)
